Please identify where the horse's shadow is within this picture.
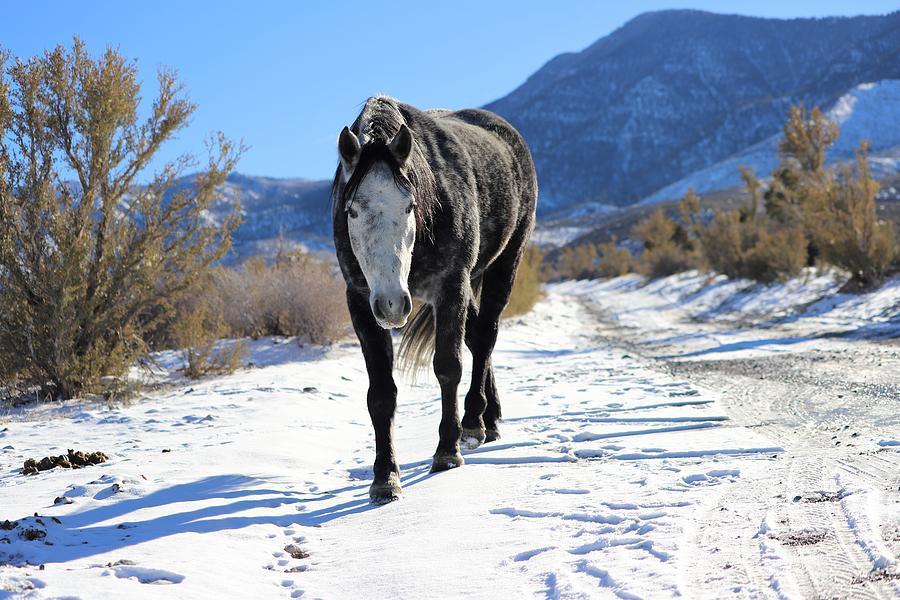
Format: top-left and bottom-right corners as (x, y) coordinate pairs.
(16, 467), (435, 565)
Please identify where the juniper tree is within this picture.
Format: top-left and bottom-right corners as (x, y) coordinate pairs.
(0, 40), (241, 399)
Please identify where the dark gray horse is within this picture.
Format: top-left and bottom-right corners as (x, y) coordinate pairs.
(331, 96), (537, 503)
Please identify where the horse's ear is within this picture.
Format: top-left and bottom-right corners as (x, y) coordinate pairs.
(338, 126), (360, 173)
(389, 124), (412, 167)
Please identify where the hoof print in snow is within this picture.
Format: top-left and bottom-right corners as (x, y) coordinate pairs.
(430, 451), (464, 473)
(284, 565), (308, 573)
(369, 474), (402, 504)
(461, 427), (486, 450)
(111, 565), (184, 584)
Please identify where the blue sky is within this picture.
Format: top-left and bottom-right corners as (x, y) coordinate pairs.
(2, 1), (898, 181)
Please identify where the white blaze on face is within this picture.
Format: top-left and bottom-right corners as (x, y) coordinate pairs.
(347, 163), (416, 329)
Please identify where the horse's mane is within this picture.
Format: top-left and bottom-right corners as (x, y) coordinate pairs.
(331, 98), (438, 237)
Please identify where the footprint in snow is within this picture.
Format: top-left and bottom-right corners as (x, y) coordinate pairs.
(108, 564), (184, 584)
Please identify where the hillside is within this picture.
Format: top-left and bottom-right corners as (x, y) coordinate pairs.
(641, 79), (900, 205)
(486, 10), (900, 213)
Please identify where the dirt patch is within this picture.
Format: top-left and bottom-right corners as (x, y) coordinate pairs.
(852, 569), (900, 584)
(792, 491), (846, 503)
(775, 530), (828, 546)
(21, 449), (108, 475)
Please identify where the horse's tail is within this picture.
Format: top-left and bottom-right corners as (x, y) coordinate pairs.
(397, 303), (435, 375)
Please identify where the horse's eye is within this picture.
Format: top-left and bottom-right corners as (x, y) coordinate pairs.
(348, 207), (358, 219)
(406, 203), (414, 214)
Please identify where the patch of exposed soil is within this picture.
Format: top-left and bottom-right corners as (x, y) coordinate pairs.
(775, 530), (828, 546)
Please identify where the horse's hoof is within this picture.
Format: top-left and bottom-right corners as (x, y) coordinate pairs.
(484, 428), (501, 443)
(461, 427), (486, 450)
(369, 473), (402, 504)
(430, 450), (464, 473)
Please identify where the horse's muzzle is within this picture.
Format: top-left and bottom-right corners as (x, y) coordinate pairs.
(371, 291), (412, 329)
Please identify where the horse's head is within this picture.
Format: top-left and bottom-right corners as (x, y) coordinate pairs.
(338, 124), (416, 329)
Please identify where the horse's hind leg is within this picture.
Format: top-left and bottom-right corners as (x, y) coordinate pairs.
(430, 273), (469, 473)
(461, 229), (529, 448)
(482, 365), (501, 442)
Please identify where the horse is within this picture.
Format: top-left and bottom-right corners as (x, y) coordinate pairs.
(331, 96), (537, 503)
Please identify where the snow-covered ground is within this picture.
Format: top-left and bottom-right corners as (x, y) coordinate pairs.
(1, 275), (898, 599)
(563, 269), (900, 358)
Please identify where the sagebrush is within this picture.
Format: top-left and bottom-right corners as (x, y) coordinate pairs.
(214, 253), (349, 344)
(0, 40), (240, 398)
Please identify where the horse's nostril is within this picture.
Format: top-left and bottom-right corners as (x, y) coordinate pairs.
(402, 294), (412, 316)
(373, 297), (386, 320)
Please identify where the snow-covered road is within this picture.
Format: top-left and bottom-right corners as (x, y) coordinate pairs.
(1, 284), (898, 599)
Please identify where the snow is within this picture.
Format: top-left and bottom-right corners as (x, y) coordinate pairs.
(1, 276), (898, 598)
(560, 269), (900, 360)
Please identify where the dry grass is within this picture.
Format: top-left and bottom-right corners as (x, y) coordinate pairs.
(215, 255), (350, 344)
(596, 239), (634, 278)
(503, 246), (545, 318)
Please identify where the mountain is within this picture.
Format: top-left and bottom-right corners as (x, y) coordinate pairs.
(640, 79), (900, 205)
(485, 9), (900, 214)
(203, 173), (333, 263)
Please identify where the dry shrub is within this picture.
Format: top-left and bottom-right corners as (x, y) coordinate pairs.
(503, 246), (544, 318)
(632, 206), (699, 278)
(638, 241), (697, 279)
(550, 244), (599, 280)
(701, 210), (806, 283)
(701, 209), (748, 279)
(596, 238), (634, 278)
(743, 226), (808, 283)
(176, 301), (247, 379)
(215, 254), (349, 344)
(804, 146), (898, 289)
(0, 40), (240, 399)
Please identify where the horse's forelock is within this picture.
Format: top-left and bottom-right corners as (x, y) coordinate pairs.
(332, 113), (438, 237)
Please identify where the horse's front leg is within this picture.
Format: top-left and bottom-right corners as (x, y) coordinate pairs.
(347, 287), (401, 503)
(430, 275), (469, 472)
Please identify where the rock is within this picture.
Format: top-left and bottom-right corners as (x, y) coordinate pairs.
(283, 544), (309, 559)
(0, 520), (17, 531)
(54, 496), (74, 505)
(20, 528), (46, 541)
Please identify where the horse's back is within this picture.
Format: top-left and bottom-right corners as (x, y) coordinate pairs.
(434, 108), (537, 226)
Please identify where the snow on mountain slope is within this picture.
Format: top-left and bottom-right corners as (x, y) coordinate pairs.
(641, 80), (900, 205)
